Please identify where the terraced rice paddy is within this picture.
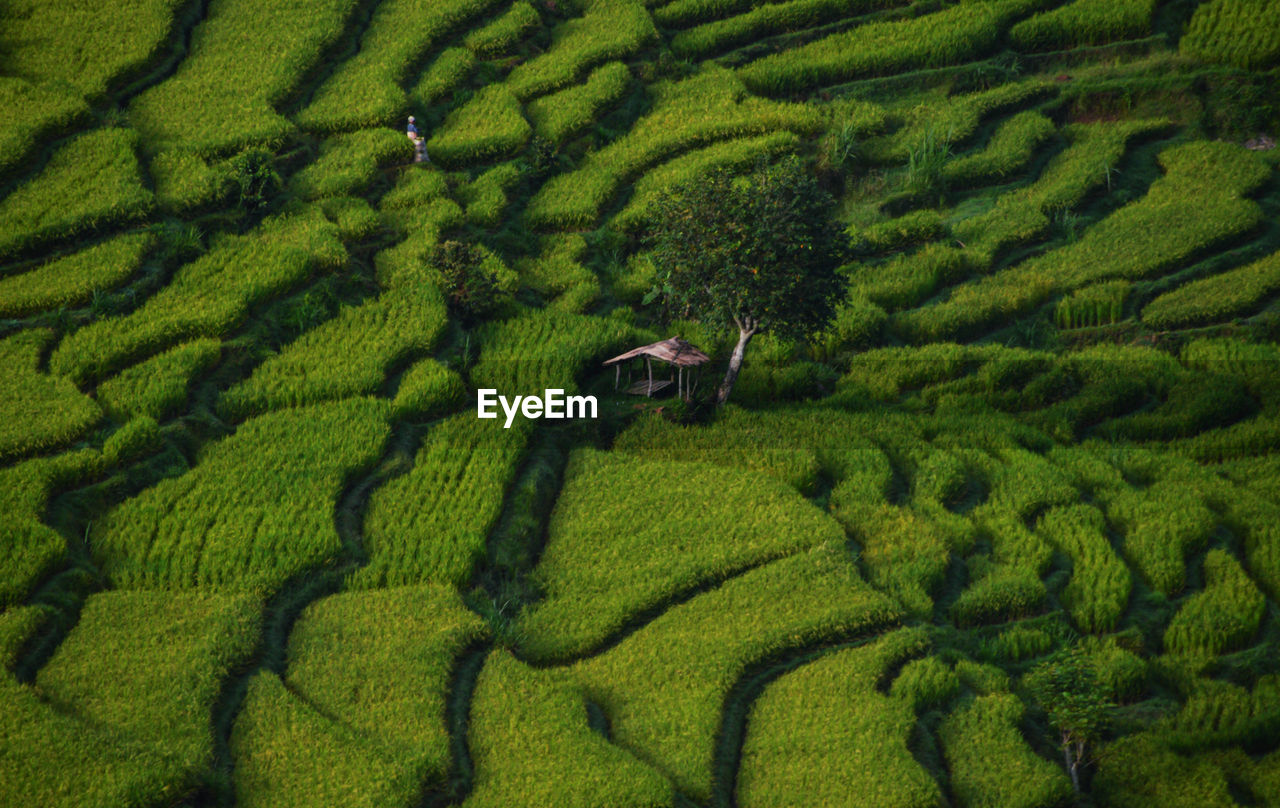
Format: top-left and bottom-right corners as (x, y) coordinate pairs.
(1, 0), (1279, 805)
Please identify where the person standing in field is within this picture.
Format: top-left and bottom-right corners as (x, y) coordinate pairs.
(407, 116), (418, 139)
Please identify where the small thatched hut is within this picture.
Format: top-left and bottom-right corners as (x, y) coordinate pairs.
(603, 337), (710, 399)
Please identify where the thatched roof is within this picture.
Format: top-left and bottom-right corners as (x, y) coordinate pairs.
(603, 337), (710, 368)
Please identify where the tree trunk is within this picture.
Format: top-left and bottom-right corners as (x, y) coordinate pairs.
(716, 316), (757, 405)
(1063, 735), (1081, 794)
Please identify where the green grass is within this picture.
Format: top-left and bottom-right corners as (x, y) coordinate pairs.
(0, 232), (153, 318)
(97, 338), (222, 421)
(0, 0), (187, 101)
(426, 85), (531, 166)
(671, 0), (910, 59)
(526, 67), (821, 229)
(92, 398), (391, 591)
(220, 282), (448, 419)
(898, 141), (1268, 343)
(290, 129), (413, 200)
(939, 693), (1074, 808)
(1164, 549), (1266, 658)
(129, 0), (360, 153)
(0, 128), (153, 259)
(526, 61), (632, 145)
(0, 77), (89, 182)
(0, 330), (101, 462)
(1180, 0), (1280, 70)
(518, 449), (846, 662)
(737, 0), (1051, 95)
(51, 207), (347, 385)
(1010, 0), (1156, 51)
(357, 414), (529, 589)
(738, 630), (941, 808)
(37, 590), (261, 776)
(466, 651), (676, 807)
(231, 671), (423, 808)
(283, 585), (488, 787)
(1037, 505), (1131, 633)
(505, 0), (657, 100)
(0, 448), (101, 609)
(1142, 248), (1280, 329)
(464, 1), (541, 58)
(569, 546), (901, 801)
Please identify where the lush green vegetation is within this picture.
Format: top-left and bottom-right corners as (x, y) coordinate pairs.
(2, 1), (1278, 804)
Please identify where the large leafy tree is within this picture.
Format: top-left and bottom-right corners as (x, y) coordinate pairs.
(1027, 644), (1112, 793)
(645, 157), (846, 404)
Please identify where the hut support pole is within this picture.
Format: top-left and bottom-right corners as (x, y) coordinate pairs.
(646, 358), (653, 396)
(614, 365), (619, 390)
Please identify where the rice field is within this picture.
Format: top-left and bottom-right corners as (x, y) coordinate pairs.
(1, 0), (1278, 805)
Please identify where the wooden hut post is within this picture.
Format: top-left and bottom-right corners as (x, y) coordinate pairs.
(646, 357), (653, 395)
(614, 364), (620, 390)
(678, 366), (683, 400)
